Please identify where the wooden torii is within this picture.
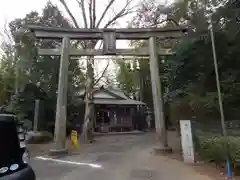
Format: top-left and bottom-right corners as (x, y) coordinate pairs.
(29, 25), (187, 153)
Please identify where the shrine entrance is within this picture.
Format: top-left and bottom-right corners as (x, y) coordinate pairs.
(29, 25), (187, 152)
(96, 107), (111, 133)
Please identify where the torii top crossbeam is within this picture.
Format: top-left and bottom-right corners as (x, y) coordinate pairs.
(28, 25), (188, 40)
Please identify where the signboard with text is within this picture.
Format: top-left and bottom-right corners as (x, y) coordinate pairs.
(180, 120), (194, 163)
(71, 130), (79, 148)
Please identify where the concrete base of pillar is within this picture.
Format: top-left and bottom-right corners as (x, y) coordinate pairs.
(49, 148), (68, 156)
(153, 146), (172, 155)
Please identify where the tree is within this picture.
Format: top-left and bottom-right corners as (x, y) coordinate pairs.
(116, 60), (137, 95)
(117, 0), (240, 130)
(58, 0), (136, 142)
(0, 43), (16, 105)
(3, 2), (86, 130)
(165, 0), (240, 123)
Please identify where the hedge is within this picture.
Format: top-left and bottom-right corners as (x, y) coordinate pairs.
(27, 131), (53, 144)
(195, 135), (240, 174)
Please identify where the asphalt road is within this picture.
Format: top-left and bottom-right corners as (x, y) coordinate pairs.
(29, 132), (214, 180)
(30, 133), (155, 180)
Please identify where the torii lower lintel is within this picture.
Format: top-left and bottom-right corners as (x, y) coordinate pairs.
(38, 48), (174, 56)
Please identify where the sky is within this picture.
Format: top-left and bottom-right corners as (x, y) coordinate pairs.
(0, 0), (171, 45)
(0, 0), (139, 47)
(0, 0), (52, 29)
(0, 0), (167, 83)
(0, 0), (137, 77)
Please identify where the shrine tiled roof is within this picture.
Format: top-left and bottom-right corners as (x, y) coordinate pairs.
(76, 86), (145, 105)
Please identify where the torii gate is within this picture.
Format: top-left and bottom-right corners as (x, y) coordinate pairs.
(29, 25), (187, 153)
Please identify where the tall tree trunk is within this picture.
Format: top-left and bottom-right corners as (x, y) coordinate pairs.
(81, 42), (95, 143)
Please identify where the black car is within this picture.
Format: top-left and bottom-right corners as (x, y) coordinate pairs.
(0, 114), (35, 180)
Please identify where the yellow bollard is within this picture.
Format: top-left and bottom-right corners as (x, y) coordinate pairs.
(71, 130), (79, 148)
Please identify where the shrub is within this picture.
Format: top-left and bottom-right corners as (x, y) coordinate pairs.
(195, 135), (240, 173)
(27, 131), (53, 144)
(197, 135), (229, 166)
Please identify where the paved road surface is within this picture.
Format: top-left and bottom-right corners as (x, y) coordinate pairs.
(30, 133), (154, 180)
(30, 133), (213, 180)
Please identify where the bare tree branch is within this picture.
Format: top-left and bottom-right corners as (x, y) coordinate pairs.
(93, 0), (96, 27)
(89, 0), (93, 28)
(95, 78), (112, 87)
(104, 10), (134, 28)
(59, 0), (80, 28)
(0, 21), (14, 47)
(94, 60), (110, 85)
(97, 40), (103, 49)
(96, 0), (116, 28)
(103, 0), (135, 28)
(3, 21), (14, 45)
(152, 18), (180, 27)
(76, 0), (88, 28)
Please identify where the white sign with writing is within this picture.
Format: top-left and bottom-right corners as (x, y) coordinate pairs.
(180, 120), (195, 163)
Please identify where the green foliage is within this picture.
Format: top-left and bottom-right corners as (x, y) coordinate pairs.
(5, 96), (26, 121)
(27, 131), (53, 144)
(195, 135), (240, 171)
(0, 45), (16, 105)
(0, 2), (86, 128)
(197, 135), (229, 165)
(115, 0), (240, 124)
(4, 83), (46, 121)
(115, 60), (139, 95)
(9, 2), (85, 92)
(169, 28), (240, 119)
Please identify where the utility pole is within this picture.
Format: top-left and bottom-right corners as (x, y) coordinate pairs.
(209, 19), (227, 136)
(51, 37), (70, 153)
(209, 16), (231, 178)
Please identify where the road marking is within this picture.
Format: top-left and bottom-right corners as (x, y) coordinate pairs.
(35, 156), (103, 169)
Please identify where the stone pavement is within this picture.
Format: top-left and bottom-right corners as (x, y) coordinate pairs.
(31, 133), (213, 180)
